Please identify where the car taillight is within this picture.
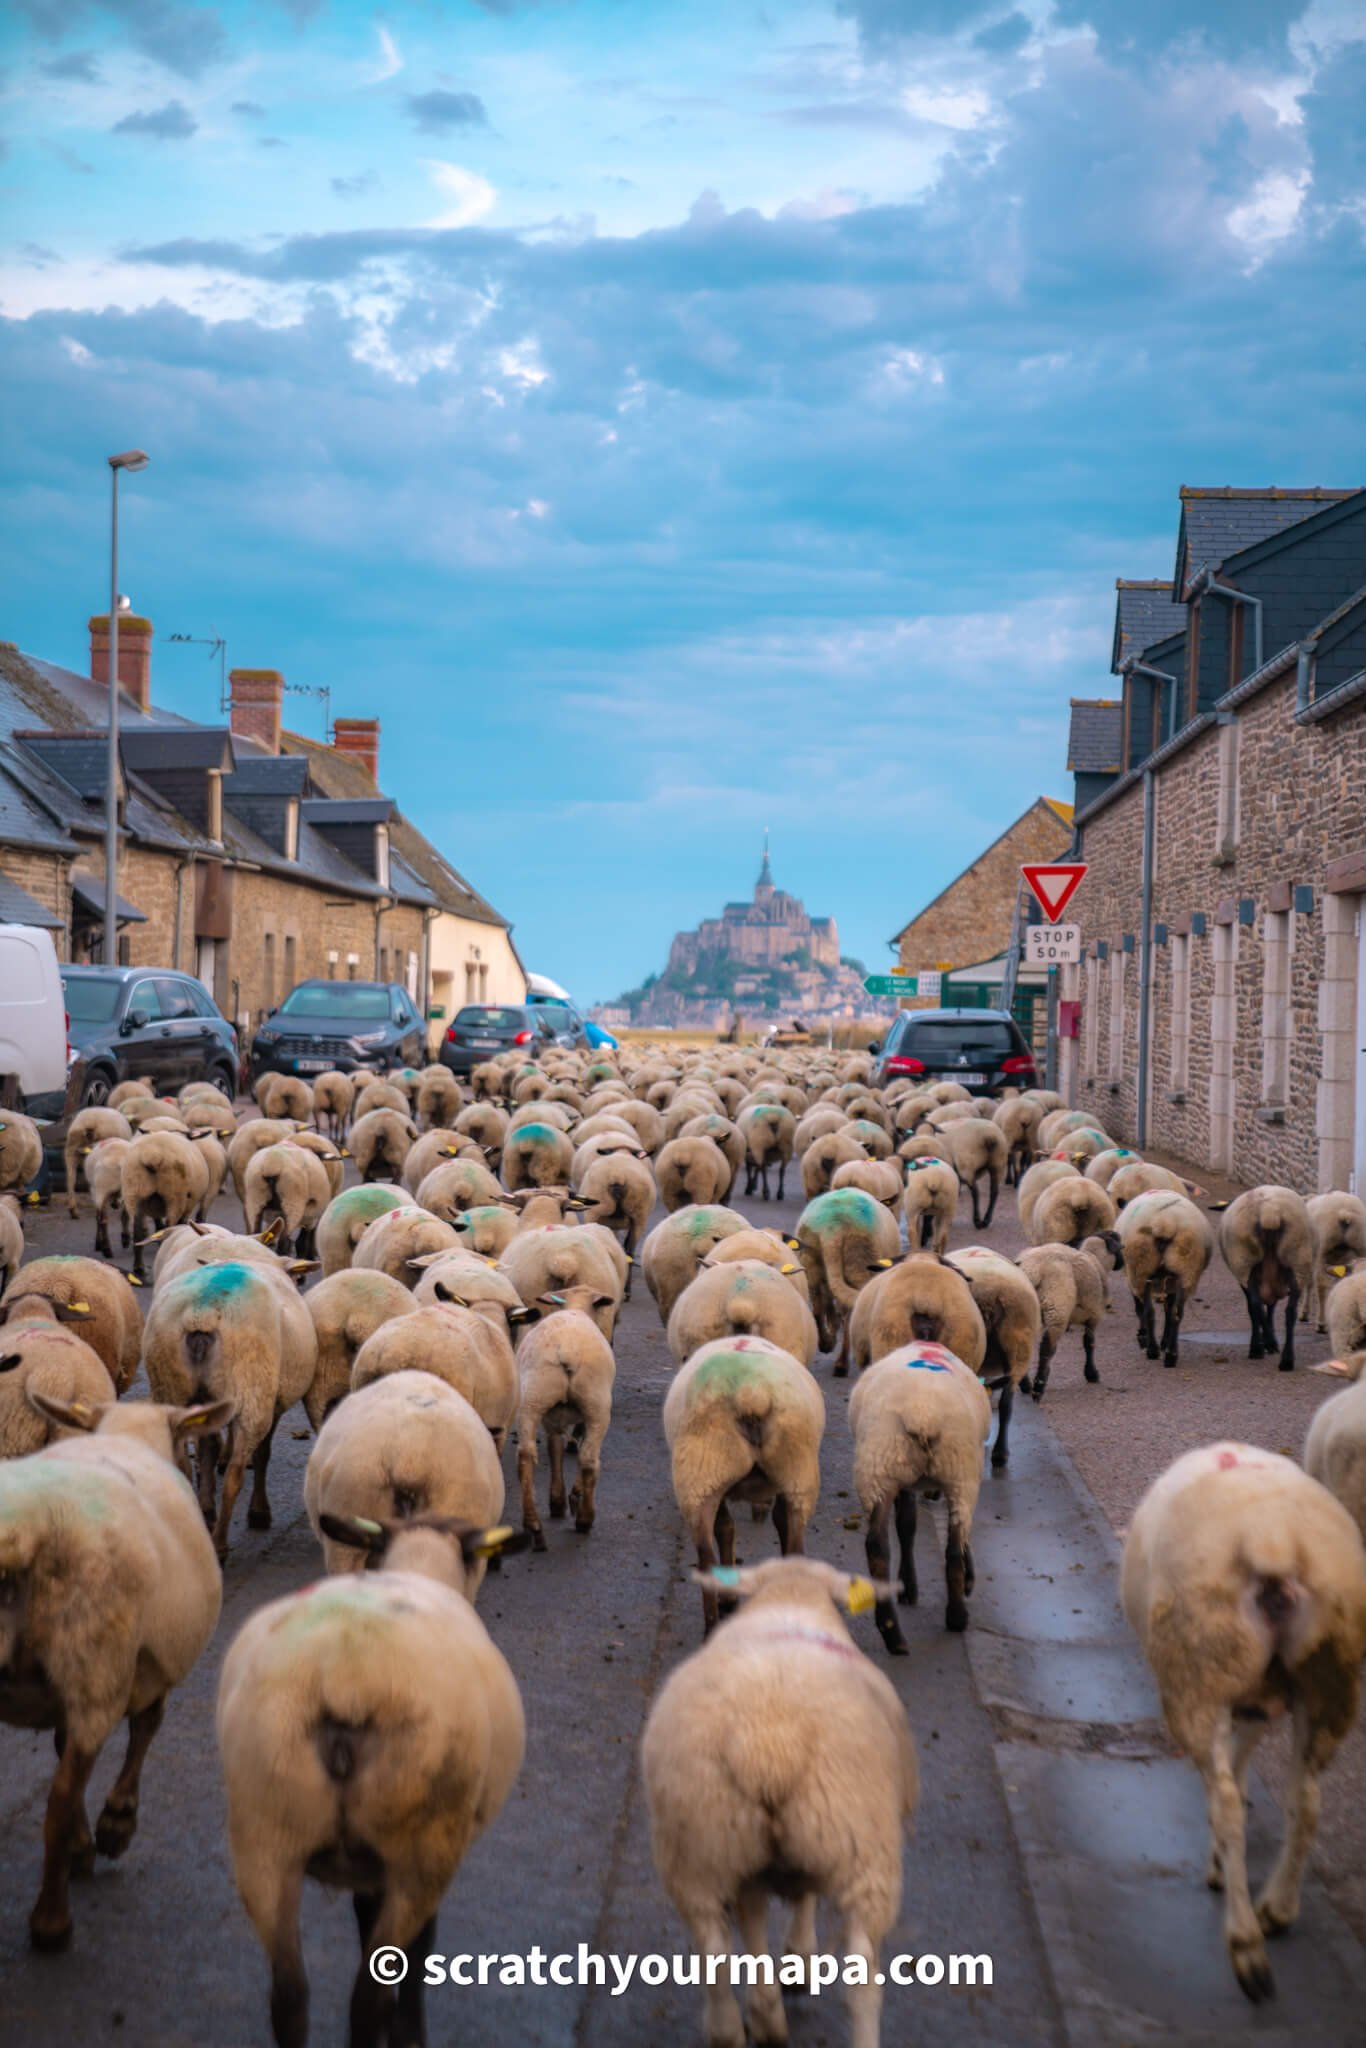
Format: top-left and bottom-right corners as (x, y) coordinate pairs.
(513, 1030), (533, 1045)
(883, 1055), (925, 1076)
(64, 1010), (71, 1066)
(1001, 1055), (1036, 1076)
(445, 1025), (457, 1042)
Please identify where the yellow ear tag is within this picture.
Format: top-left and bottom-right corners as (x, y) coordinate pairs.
(69, 1300), (91, 1314)
(128, 1274), (145, 1287)
(781, 1263), (798, 1274)
(473, 1524), (515, 1557)
(1330, 1266), (1347, 1278)
(845, 1577), (876, 1615)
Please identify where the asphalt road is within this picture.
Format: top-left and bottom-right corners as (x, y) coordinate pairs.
(2, 1159), (1365, 2048)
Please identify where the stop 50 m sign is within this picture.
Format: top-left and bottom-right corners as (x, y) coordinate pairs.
(1025, 924), (1081, 965)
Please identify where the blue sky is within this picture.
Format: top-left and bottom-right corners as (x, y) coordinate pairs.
(3, 0), (1365, 1002)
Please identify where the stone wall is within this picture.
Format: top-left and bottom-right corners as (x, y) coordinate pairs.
(895, 800), (1074, 979)
(0, 846), (71, 926)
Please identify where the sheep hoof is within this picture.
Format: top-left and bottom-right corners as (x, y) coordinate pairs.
(247, 1505), (272, 1530)
(945, 1602), (969, 1632)
(530, 1527), (547, 1553)
(1019, 1373), (1032, 1395)
(1146, 1344), (1161, 1360)
(832, 1362), (849, 1379)
(95, 1804), (137, 1860)
(548, 1497), (567, 1520)
(68, 1836), (96, 1879)
(1230, 1935), (1275, 2004)
(1257, 1893), (1296, 1937)
(991, 1448), (1009, 1469)
(1278, 1358), (1295, 1374)
(29, 1912), (74, 1953)
(898, 1584), (917, 1607)
(1163, 1356), (1178, 1369)
(879, 1629), (909, 1657)
(1084, 1365), (1099, 1383)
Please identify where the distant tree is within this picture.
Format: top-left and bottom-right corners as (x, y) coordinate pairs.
(840, 955), (867, 976)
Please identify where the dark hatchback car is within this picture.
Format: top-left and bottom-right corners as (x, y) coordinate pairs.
(439, 1001), (589, 1077)
(869, 1007), (1037, 1094)
(251, 980), (427, 1081)
(58, 965), (240, 1109)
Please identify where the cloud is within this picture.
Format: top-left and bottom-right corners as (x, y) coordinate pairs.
(332, 171), (379, 199)
(40, 50), (101, 81)
(18, 0), (227, 78)
(258, 135), (287, 150)
(371, 24), (402, 82)
(405, 88), (488, 133)
(111, 99), (198, 140)
(424, 161), (497, 228)
(44, 139), (94, 172)
(231, 98), (265, 118)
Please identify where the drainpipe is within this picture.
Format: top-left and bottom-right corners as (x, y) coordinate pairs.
(173, 853), (196, 972)
(1295, 643), (1314, 713)
(1136, 768), (1155, 1147)
(1190, 567), (1262, 678)
(1122, 656), (1181, 746)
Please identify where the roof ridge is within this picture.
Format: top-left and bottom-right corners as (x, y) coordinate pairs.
(1178, 485), (1358, 501)
(1114, 578), (1172, 590)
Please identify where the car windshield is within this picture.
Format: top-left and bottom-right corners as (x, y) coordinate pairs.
(904, 1020), (1017, 1054)
(533, 1004), (572, 1028)
(455, 1008), (522, 1029)
(279, 984), (390, 1020)
(61, 976), (123, 1023)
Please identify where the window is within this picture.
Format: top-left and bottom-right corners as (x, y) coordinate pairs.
(281, 983), (389, 1019)
(1169, 933), (1190, 1096)
(62, 974), (123, 1023)
(1108, 950), (1126, 1086)
(127, 978), (163, 1021)
(1215, 719), (1239, 859)
(1084, 955), (1099, 1079)
(155, 977), (197, 1020)
(284, 934), (296, 994)
(263, 931), (276, 1011)
(1261, 909), (1291, 1107)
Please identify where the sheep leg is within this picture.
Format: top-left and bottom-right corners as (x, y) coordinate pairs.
(622, 1224), (639, 1299)
(1257, 1699), (1322, 1934)
(833, 1311), (851, 1377)
(970, 1171), (986, 1230)
(1083, 1325), (1099, 1383)
(867, 1496), (907, 1656)
(782, 1893), (818, 1988)
(715, 1497), (737, 1569)
(195, 1429), (220, 1523)
(776, 1160), (787, 1200)
(518, 1434), (546, 1551)
(745, 1162), (757, 1197)
(248, 1416), (281, 1530)
(1199, 1714), (1275, 2002)
(735, 1881), (786, 2045)
(838, 1914), (883, 2048)
(760, 1160), (771, 1201)
(686, 1904), (745, 2048)
(980, 1167), (1001, 1230)
(348, 1884), (436, 2048)
(30, 1737), (99, 1950)
(774, 1494), (806, 1555)
(1160, 1278), (1187, 1369)
(94, 1696), (165, 1859)
(569, 1419), (606, 1534)
(1031, 1332), (1056, 1403)
(991, 1379), (1015, 1468)
(547, 1431), (567, 1518)
(1278, 1283), (1299, 1373)
(95, 1197), (112, 1261)
(945, 1499), (970, 1632)
(1244, 1284), (1267, 1360)
(65, 1151), (79, 1220)
(694, 1492), (727, 1634)
(213, 1430), (251, 1560)
(119, 1202), (131, 1248)
(391, 1911), (437, 2048)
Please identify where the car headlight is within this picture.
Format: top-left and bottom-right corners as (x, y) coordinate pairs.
(255, 1028), (278, 1045)
(350, 1030), (388, 1049)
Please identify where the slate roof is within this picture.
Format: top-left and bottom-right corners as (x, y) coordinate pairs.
(15, 731), (111, 799)
(121, 727), (235, 774)
(1173, 487), (1359, 599)
(1111, 580), (1187, 673)
(300, 798), (394, 827)
(223, 755), (309, 797)
(0, 871), (64, 928)
(1067, 700), (1123, 773)
(21, 651), (198, 731)
(0, 760), (81, 854)
(70, 871), (147, 924)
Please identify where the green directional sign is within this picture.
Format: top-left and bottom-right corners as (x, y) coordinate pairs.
(864, 974), (918, 996)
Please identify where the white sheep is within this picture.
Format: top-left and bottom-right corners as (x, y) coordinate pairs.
(302, 1267), (419, 1430)
(63, 1105), (133, 1218)
(667, 1258), (819, 1369)
(0, 1111), (43, 1196)
(574, 1148), (656, 1291)
(121, 1129), (205, 1279)
(1324, 1261), (1366, 1373)
(849, 1340), (992, 1645)
(943, 1246), (1041, 1467)
(514, 1284), (616, 1546)
(642, 1556), (917, 2048)
(1, 1254), (142, 1394)
(316, 1182), (409, 1277)
(216, 1513), (526, 2048)
(899, 1155), (958, 1254)
(351, 1301), (519, 1452)
(1116, 1189), (1213, 1369)
(1015, 1238), (1115, 1398)
(351, 1204), (462, 1288)
(0, 1305), (118, 1456)
(1121, 1442), (1366, 2002)
(0, 1392), (229, 1949)
(1306, 1192), (1366, 1332)
(792, 1186), (901, 1375)
(1027, 1172), (1118, 1250)
(311, 1069), (354, 1142)
(0, 1192), (24, 1291)
(348, 1106), (419, 1184)
(1305, 1357), (1366, 1543)
(641, 1204), (750, 1325)
(1218, 1185), (1315, 1371)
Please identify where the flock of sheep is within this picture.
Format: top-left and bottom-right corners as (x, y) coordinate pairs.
(1, 1046), (1366, 2046)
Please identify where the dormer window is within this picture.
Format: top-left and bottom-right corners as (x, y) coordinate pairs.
(375, 823), (390, 890)
(285, 799), (299, 862)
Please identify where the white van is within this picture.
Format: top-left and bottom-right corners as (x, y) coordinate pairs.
(0, 923), (68, 1103)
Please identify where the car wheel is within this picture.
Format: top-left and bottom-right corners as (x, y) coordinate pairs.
(80, 1067), (115, 1109)
(209, 1061), (238, 1102)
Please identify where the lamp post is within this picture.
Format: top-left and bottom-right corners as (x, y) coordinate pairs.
(104, 450), (149, 965)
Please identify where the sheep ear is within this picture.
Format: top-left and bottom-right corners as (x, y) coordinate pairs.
(406, 1252), (447, 1267)
(507, 1305), (539, 1325)
(172, 1397), (237, 1436)
(288, 1260), (319, 1276)
(55, 1299), (93, 1321)
(458, 1522), (531, 1562)
(27, 1390), (103, 1433)
(1311, 1358), (1354, 1377)
(593, 1292), (616, 1310)
(0, 1351), (23, 1372)
(1207, 1199), (1230, 1212)
(784, 1238), (801, 1251)
(320, 1512), (389, 1555)
(538, 1291), (567, 1307)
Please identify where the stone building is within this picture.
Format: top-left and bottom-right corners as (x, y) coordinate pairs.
(666, 835), (840, 978)
(0, 618), (524, 1051)
(888, 796), (1075, 997)
(1065, 485), (1366, 1194)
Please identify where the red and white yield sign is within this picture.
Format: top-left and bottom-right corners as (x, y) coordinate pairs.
(1022, 862), (1088, 922)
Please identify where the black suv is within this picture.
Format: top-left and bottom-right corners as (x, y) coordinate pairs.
(252, 980), (427, 1081)
(439, 1001), (589, 1077)
(59, 966), (241, 1108)
(869, 1008), (1037, 1094)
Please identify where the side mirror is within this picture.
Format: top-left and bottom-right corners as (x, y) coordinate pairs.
(867, 1041), (881, 1056)
(122, 1009), (150, 1035)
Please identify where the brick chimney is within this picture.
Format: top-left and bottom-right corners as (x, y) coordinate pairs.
(229, 669), (284, 754)
(89, 613), (153, 715)
(332, 717), (380, 784)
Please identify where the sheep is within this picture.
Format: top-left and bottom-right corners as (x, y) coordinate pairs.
(348, 1107), (419, 1185)
(1324, 1263), (1366, 1375)
(1305, 1361), (1366, 1543)
(412, 1159), (504, 1224)
(227, 1118), (301, 1205)
(1218, 1185), (1315, 1372)
(407, 1249), (514, 1308)
(942, 1116), (1008, 1230)
(302, 1269), (419, 1430)
(1306, 1192), (1366, 1332)
(416, 1066), (462, 1130)
(900, 1155), (958, 1255)
(143, 1261), (316, 1556)
(508, 1098), (577, 1134)
(0, 1305), (118, 1456)
(351, 1205), (462, 1289)
(179, 1081), (236, 1126)
(107, 1078), (155, 1110)
(641, 1204), (750, 1325)
(310, 1069), (354, 1143)
(792, 1186), (902, 1375)
(254, 1074), (314, 1123)
(390, 1066), (424, 1108)
(849, 1341), (993, 1645)
(305, 1369), (505, 1580)
(641, 1555), (917, 2048)
(664, 1336), (826, 1634)
(992, 1094), (1044, 1186)
(351, 1301), (518, 1452)
(1028, 1173), (1118, 1250)
(1107, 1159), (1189, 1208)
(1121, 1442), (1366, 2003)
(501, 1120), (576, 1193)
(316, 1183), (409, 1277)
(121, 1095), (181, 1132)
(400, 1126), (481, 1194)
(1, 1255), (142, 1393)
(668, 1259), (820, 1370)
(1049, 1128), (1112, 1169)
(655, 1134), (733, 1212)
(187, 1129), (229, 1219)
(831, 1157), (903, 1209)
(453, 1100), (508, 1171)
(0, 1111), (43, 1195)
(352, 1078), (411, 1121)
(498, 1225), (624, 1342)
(443, 1202), (519, 1259)
(849, 1253), (987, 1374)
(1, 1192), (25, 1291)
(737, 1102), (796, 1201)
(799, 1129), (866, 1204)
(574, 1149), (656, 1291)
(602, 1096), (665, 1153)
(569, 1126), (647, 1186)
(793, 1105), (847, 1154)
(924, 1101), (977, 1133)
(701, 1227), (810, 1299)
(1083, 1144), (1143, 1192)
(943, 1246), (1041, 1467)
(285, 1127), (345, 1203)
(0, 1392), (229, 1951)
(216, 1513), (526, 2048)
(243, 1143), (324, 1258)
(118, 1130), (205, 1278)
(663, 1091), (726, 1143)
(1015, 1238), (1114, 1399)
(514, 1286), (616, 1547)
(1117, 1190), (1214, 1369)
(63, 1106), (133, 1218)
(927, 1079), (972, 1104)
(674, 1113), (745, 1188)
(470, 1057), (503, 1102)
(1038, 1108), (1106, 1151)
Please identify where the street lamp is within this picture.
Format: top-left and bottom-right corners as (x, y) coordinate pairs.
(104, 450), (150, 965)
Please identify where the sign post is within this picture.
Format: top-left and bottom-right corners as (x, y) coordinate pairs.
(1018, 862), (1087, 1103)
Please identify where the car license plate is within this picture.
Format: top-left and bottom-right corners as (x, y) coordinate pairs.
(469, 1037), (500, 1048)
(955, 1071), (986, 1085)
(294, 1058), (328, 1073)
